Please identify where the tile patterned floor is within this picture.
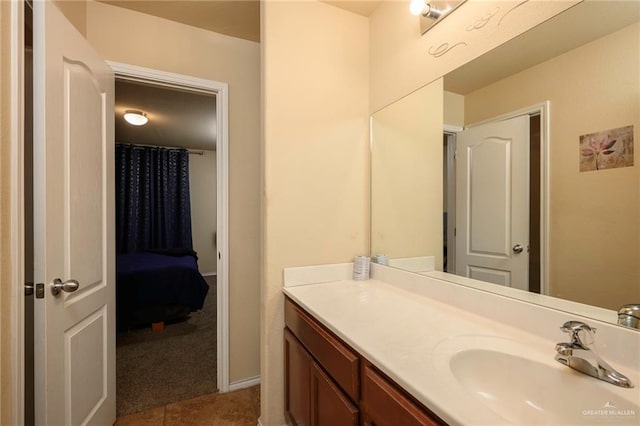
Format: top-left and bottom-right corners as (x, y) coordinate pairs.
(115, 385), (260, 426)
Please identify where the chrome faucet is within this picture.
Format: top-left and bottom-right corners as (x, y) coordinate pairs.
(618, 304), (640, 329)
(555, 320), (634, 388)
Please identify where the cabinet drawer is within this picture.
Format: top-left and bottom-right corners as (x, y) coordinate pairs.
(285, 298), (359, 402)
(362, 364), (445, 426)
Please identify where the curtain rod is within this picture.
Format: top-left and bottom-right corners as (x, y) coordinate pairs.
(116, 142), (206, 156)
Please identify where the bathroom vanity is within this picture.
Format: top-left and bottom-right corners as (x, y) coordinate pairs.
(283, 263), (640, 425)
(284, 296), (444, 425)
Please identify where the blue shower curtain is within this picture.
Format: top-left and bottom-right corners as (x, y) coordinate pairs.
(115, 144), (193, 253)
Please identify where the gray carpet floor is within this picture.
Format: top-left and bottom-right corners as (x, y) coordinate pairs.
(116, 276), (217, 417)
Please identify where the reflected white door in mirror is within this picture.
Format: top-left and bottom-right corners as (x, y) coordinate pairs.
(455, 115), (530, 291)
(370, 1), (640, 327)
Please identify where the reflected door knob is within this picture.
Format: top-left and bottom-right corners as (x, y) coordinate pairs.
(512, 244), (524, 254)
(51, 278), (80, 296)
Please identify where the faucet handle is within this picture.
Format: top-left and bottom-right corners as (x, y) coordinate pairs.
(560, 321), (596, 346)
(555, 342), (573, 356)
(560, 320), (596, 334)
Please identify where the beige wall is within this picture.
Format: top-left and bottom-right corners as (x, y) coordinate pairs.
(53, 0), (86, 36)
(189, 150), (217, 274)
(257, 1), (579, 422)
(371, 79), (443, 268)
(0, 2), (8, 422)
(369, 0), (578, 113)
(444, 90), (464, 128)
(464, 23), (640, 310)
(0, 1), (14, 422)
(261, 1), (369, 423)
(6, 0), (629, 421)
(85, 0), (261, 383)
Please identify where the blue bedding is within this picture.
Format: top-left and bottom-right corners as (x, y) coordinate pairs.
(116, 251), (209, 328)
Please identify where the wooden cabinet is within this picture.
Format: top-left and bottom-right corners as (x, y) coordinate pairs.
(285, 297), (360, 401)
(284, 328), (358, 426)
(311, 359), (359, 426)
(284, 328), (311, 425)
(361, 363), (443, 426)
(284, 297), (447, 426)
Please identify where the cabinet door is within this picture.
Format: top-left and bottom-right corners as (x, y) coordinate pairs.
(285, 329), (311, 425)
(362, 364), (444, 426)
(285, 298), (360, 401)
(311, 361), (358, 426)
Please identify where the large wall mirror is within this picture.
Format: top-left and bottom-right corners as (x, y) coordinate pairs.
(371, 1), (640, 326)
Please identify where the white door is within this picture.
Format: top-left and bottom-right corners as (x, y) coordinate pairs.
(33, 1), (115, 425)
(455, 116), (529, 290)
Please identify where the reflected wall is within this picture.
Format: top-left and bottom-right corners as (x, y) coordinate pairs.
(371, 79), (444, 269)
(463, 22), (640, 310)
(370, 12), (640, 312)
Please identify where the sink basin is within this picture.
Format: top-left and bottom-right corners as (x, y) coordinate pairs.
(450, 349), (639, 424)
(432, 336), (639, 425)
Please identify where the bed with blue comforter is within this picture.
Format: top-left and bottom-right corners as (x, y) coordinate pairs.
(116, 250), (209, 329)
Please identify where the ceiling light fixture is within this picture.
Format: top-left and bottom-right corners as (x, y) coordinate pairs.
(124, 110), (148, 126)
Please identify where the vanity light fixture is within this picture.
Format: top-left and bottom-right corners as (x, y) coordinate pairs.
(123, 110), (148, 126)
(410, 0), (444, 19)
(409, 0), (466, 35)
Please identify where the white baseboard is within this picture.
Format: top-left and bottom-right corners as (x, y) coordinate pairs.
(256, 417), (286, 426)
(202, 272), (217, 277)
(228, 375), (260, 392)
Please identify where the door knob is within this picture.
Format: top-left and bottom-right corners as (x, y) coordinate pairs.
(512, 244), (524, 254)
(51, 278), (80, 296)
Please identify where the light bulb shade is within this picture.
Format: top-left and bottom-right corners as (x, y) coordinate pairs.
(124, 110), (148, 126)
(409, 0), (426, 15)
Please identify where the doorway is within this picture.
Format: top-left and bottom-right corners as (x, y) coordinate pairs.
(443, 105), (548, 294)
(110, 63), (230, 414)
(13, 3), (232, 422)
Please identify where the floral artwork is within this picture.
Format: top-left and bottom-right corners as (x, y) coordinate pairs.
(580, 125), (634, 172)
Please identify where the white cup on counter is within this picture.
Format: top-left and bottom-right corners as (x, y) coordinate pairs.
(353, 256), (371, 281)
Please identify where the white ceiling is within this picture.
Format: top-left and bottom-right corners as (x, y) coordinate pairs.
(115, 79), (217, 151)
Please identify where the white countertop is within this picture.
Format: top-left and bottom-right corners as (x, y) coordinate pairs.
(283, 265), (640, 426)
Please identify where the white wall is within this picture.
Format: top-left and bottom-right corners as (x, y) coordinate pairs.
(189, 150), (217, 275)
